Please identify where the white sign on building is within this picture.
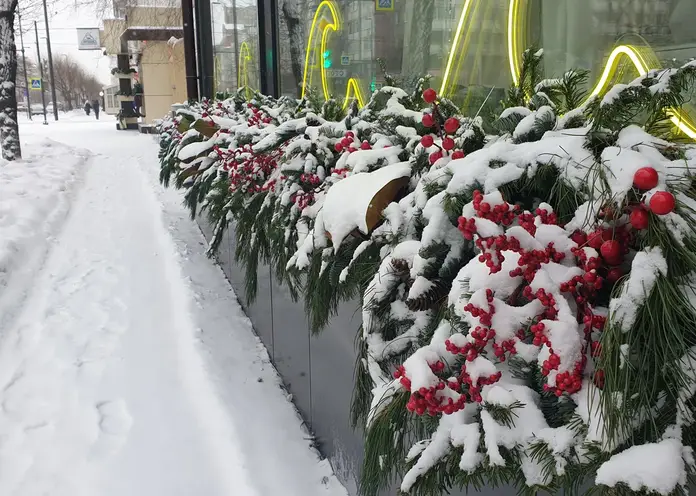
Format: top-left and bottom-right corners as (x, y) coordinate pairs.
(77, 28), (101, 50)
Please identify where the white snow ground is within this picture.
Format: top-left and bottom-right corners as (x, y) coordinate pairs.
(0, 112), (348, 496)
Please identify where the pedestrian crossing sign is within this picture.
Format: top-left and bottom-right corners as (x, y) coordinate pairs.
(376, 0), (394, 11)
(30, 78), (41, 90)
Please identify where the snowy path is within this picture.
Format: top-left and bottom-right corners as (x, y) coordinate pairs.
(0, 115), (346, 496)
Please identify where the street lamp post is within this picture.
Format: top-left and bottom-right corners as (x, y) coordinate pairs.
(17, 10), (31, 120)
(42, 0), (59, 121)
(33, 21), (48, 125)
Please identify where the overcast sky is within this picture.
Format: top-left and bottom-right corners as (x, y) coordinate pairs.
(17, 0), (113, 85)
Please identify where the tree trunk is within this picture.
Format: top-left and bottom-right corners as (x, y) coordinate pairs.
(0, 7), (20, 160)
(281, 0), (304, 97)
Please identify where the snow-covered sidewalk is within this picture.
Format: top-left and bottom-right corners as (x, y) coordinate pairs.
(0, 115), (347, 496)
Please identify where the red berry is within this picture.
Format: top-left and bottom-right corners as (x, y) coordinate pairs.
(334, 142), (344, 152)
(629, 208), (649, 230)
(633, 167), (659, 190)
(451, 150), (465, 160)
(606, 267), (623, 283)
(587, 231), (604, 250)
(444, 117), (460, 134)
(600, 240), (622, 265)
(345, 131), (355, 138)
(649, 191), (675, 215)
(442, 137), (455, 151)
(429, 151), (443, 164)
(360, 140), (371, 150)
(423, 88), (437, 104)
(571, 231), (587, 246)
(421, 135), (434, 148)
(422, 114), (435, 127)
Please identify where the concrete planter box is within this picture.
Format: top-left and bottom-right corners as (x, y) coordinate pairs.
(195, 215), (513, 496)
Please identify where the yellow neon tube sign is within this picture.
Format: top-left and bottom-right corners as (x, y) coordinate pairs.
(301, 0), (365, 109)
(502, 0), (696, 140)
(239, 41), (253, 99)
(439, 0), (473, 96)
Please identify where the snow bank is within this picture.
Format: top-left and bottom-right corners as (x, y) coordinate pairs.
(596, 439), (689, 494)
(0, 138), (89, 328)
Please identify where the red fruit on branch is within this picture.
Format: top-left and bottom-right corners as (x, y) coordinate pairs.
(429, 151), (443, 164)
(629, 208), (649, 230)
(570, 231), (587, 246)
(422, 114), (435, 128)
(587, 230), (604, 250)
(633, 167), (659, 190)
(444, 117), (460, 134)
(334, 142), (344, 152)
(360, 140), (371, 150)
(649, 191), (675, 215)
(451, 150), (465, 160)
(421, 135), (434, 148)
(442, 137), (455, 151)
(423, 88), (437, 103)
(600, 240), (622, 265)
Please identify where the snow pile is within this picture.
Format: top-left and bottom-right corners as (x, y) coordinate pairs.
(595, 439), (690, 494)
(0, 138), (89, 327)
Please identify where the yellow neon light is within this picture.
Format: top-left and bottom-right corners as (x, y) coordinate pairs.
(503, 0), (696, 140)
(507, 0), (521, 85)
(301, 0), (339, 100)
(439, 0), (473, 96)
(301, 0), (366, 109)
(343, 78), (365, 109)
(239, 41), (253, 99)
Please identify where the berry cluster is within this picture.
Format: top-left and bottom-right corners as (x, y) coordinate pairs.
(246, 103), (272, 127)
(334, 131), (372, 153)
(217, 144), (282, 194)
(397, 191), (646, 416)
(420, 89), (466, 164)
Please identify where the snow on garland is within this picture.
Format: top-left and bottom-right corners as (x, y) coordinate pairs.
(158, 56), (696, 495)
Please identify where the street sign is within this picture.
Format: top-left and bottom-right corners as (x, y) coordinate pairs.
(77, 28), (100, 50)
(376, 0), (394, 11)
(325, 69), (347, 78)
(29, 78), (41, 90)
(340, 55), (350, 66)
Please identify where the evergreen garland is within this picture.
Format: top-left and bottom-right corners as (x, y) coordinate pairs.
(157, 51), (696, 495)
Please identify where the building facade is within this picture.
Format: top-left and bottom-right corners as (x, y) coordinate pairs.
(198, 0), (696, 134)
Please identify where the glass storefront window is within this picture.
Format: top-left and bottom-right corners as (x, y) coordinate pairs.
(211, 0), (260, 95)
(271, 0), (696, 128)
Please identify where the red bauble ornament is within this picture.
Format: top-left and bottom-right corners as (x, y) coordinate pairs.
(633, 167), (659, 190)
(334, 142), (344, 152)
(600, 240), (622, 265)
(423, 88), (437, 103)
(421, 135), (434, 148)
(649, 191), (675, 215)
(451, 150), (465, 160)
(606, 267), (623, 283)
(429, 151), (443, 164)
(442, 137), (455, 151)
(360, 140), (371, 150)
(629, 208), (649, 230)
(422, 114), (435, 128)
(444, 117), (460, 134)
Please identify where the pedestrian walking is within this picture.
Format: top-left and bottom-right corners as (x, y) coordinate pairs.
(92, 99), (100, 120)
(84, 100), (91, 116)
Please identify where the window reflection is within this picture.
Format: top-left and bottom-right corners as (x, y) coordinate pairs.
(212, 0), (260, 95)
